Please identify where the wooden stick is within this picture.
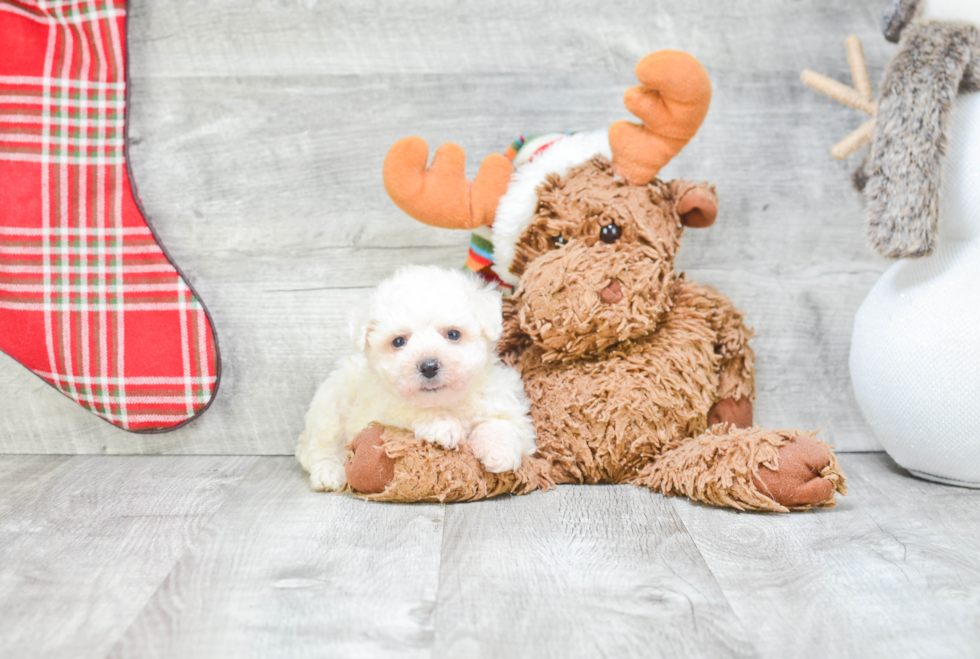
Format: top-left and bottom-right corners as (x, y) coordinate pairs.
(800, 70), (877, 116)
(831, 119), (875, 160)
(845, 35), (872, 100)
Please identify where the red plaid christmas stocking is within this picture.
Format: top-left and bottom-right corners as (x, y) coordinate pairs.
(0, 1), (220, 432)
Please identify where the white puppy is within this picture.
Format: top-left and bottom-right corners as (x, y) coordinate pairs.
(296, 265), (537, 492)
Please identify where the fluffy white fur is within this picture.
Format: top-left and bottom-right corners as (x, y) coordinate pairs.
(296, 265), (537, 491)
(491, 129), (612, 286)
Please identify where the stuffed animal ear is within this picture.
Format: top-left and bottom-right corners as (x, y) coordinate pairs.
(348, 306), (372, 353)
(671, 181), (719, 228)
(470, 281), (503, 343)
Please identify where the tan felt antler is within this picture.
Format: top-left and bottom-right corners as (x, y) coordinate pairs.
(383, 137), (514, 230)
(801, 36), (877, 160)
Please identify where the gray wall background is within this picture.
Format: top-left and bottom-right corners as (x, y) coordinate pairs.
(0, 0), (896, 454)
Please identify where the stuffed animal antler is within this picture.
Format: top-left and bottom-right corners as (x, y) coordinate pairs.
(801, 36), (878, 159)
(384, 50), (713, 233)
(382, 139), (514, 230)
(608, 50), (712, 184)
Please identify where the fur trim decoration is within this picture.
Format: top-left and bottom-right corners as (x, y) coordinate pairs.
(864, 21), (980, 258)
(491, 130), (611, 286)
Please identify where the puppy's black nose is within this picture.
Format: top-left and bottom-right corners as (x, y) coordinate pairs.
(419, 359), (440, 379)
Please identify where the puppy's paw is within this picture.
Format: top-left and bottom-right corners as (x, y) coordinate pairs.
(309, 459), (347, 492)
(468, 420), (528, 473)
(414, 416), (465, 450)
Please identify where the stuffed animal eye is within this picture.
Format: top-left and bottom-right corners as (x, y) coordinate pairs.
(392, 337), (406, 348)
(600, 222), (622, 244)
(446, 329), (461, 341)
(552, 235), (568, 247)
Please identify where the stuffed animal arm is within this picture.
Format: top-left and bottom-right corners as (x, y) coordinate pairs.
(803, 14), (979, 257)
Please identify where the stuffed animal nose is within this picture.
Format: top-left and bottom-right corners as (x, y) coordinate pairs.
(418, 359), (440, 379)
(599, 280), (623, 304)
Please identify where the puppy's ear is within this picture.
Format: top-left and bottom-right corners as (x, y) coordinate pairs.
(348, 305), (372, 353)
(471, 282), (503, 343)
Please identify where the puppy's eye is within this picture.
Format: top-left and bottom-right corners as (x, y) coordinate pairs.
(392, 337), (406, 348)
(552, 235), (567, 248)
(600, 222), (622, 244)
(446, 329), (461, 341)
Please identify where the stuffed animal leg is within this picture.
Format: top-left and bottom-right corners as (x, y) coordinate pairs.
(344, 425), (554, 503)
(633, 426), (846, 512)
(346, 424), (846, 510)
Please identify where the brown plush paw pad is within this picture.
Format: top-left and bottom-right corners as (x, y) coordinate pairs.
(754, 435), (835, 507)
(345, 427), (395, 494)
(707, 397), (753, 429)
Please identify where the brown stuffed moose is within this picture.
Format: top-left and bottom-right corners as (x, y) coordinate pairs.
(344, 50), (846, 511)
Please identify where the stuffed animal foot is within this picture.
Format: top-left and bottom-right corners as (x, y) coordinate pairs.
(635, 426), (846, 512)
(753, 435), (842, 508)
(344, 426), (395, 494)
(345, 425), (553, 502)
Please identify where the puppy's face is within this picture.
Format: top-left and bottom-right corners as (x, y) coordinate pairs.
(352, 266), (502, 409)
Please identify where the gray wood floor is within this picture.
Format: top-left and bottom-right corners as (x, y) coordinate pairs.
(0, 0), (897, 454)
(2, 452), (978, 658)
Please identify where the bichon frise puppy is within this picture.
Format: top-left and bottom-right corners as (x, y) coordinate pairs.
(296, 265), (537, 492)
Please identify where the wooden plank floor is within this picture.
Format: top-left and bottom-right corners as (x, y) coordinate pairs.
(2, 452), (978, 658)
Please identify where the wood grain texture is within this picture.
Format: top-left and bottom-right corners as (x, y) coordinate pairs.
(0, 0), (895, 453)
(4, 454), (980, 657)
(431, 485), (757, 658)
(107, 458), (445, 659)
(672, 452), (980, 658)
(0, 455), (257, 659)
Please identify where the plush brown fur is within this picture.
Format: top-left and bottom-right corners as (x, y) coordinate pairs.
(350, 425), (555, 503)
(638, 426), (843, 512)
(346, 156), (846, 511)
